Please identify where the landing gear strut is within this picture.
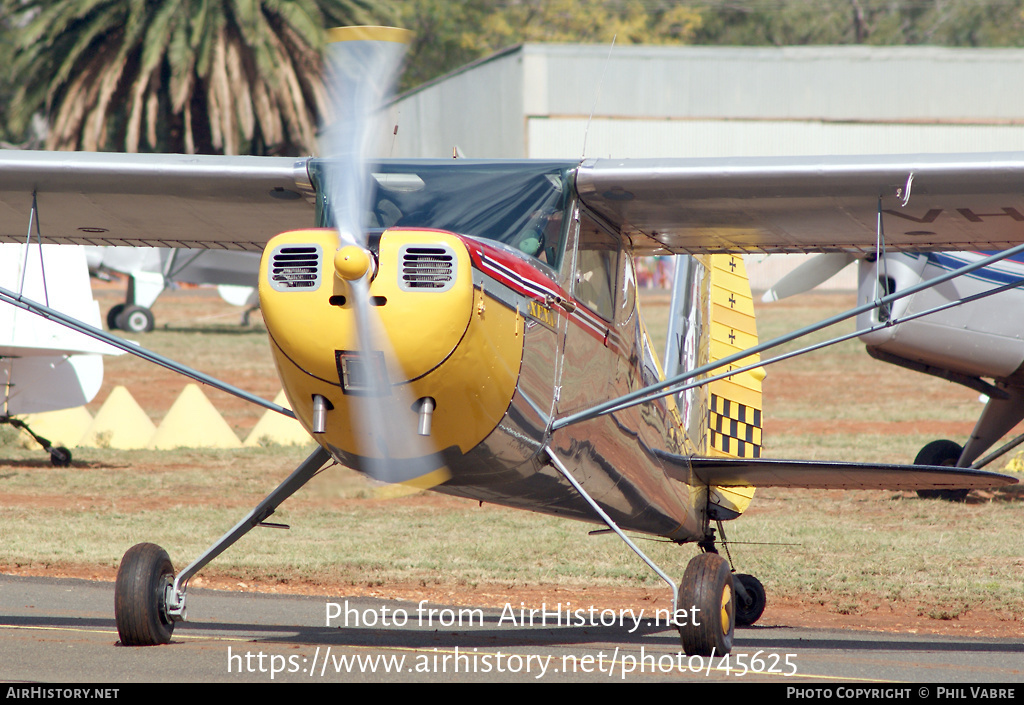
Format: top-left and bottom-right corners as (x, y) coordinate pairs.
(1, 415), (71, 466)
(113, 446), (331, 645)
(545, 448), (766, 657)
(679, 525), (766, 655)
(697, 523), (767, 628)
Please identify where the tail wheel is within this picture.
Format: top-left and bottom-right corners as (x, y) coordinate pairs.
(49, 447), (71, 467)
(678, 552), (735, 656)
(115, 543), (176, 646)
(734, 573), (767, 626)
(914, 440), (970, 502)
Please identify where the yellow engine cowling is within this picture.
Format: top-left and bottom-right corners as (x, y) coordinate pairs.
(259, 228), (523, 474)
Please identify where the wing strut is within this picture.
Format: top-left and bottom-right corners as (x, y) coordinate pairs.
(552, 240), (1024, 430)
(644, 267), (1024, 423)
(0, 283), (295, 418)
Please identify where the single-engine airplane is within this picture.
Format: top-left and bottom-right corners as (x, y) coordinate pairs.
(0, 28), (1021, 657)
(0, 241), (120, 465)
(87, 246), (262, 332)
(764, 248), (1024, 500)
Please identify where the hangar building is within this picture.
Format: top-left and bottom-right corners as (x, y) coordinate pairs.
(390, 44), (1024, 288)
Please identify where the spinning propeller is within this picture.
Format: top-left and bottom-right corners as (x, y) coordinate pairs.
(318, 27), (449, 487)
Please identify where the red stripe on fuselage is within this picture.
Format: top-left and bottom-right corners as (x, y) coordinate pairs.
(455, 234), (622, 352)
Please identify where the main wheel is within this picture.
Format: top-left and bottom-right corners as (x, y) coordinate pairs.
(914, 439), (970, 502)
(115, 543), (176, 645)
(116, 305), (155, 333)
(106, 303), (126, 330)
(678, 553), (735, 656)
(734, 573), (767, 626)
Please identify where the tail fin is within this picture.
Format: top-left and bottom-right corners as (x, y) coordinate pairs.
(703, 254), (764, 520)
(663, 254), (765, 461)
(707, 254), (764, 461)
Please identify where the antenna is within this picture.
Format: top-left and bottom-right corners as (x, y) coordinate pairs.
(582, 35), (616, 159)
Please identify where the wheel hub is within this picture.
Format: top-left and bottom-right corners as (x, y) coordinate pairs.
(720, 583), (732, 635)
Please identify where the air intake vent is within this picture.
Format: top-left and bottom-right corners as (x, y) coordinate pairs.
(398, 244), (456, 292)
(269, 244), (322, 292)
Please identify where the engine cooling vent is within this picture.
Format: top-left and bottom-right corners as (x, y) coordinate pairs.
(398, 244), (456, 292)
(268, 244), (322, 292)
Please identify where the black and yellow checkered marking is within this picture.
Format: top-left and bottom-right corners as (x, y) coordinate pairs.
(710, 393), (761, 427)
(708, 395), (762, 458)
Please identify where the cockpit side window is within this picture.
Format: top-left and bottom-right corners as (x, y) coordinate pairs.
(573, 211), (619, 321)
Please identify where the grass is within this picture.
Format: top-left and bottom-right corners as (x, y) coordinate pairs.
(1, 286), (1022, 624)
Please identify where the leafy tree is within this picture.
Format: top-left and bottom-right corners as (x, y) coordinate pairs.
(396, 0), (495, 90)
(2, 0), (393, 155)
(0, 6), (16, 145)
(689, 0), (1024, 47)
(6, 0), (1024, 149)
(397, 0), (703, 90)
(472, 0), (702, 47)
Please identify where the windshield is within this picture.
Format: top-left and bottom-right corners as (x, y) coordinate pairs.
(311, 159), (576, 269)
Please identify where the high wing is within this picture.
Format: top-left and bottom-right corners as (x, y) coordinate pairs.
(670, 456), (1015, 491)
(575, 152), (1024, 255)
(0, 151), (315, 251)
(5, 150), (1024, 254)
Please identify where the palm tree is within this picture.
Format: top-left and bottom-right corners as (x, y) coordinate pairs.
(2, 0), (391, 155)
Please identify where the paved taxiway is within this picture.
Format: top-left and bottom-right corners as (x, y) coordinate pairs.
(0, 574), (1020, 683)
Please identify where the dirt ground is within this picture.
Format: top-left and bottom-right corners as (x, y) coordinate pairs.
(3, 285), (1021, 641)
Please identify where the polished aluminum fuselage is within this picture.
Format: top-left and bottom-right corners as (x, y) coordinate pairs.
(427, 229), (704, 542)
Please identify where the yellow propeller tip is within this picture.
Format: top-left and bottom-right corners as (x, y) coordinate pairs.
(327, 26), (412, 45)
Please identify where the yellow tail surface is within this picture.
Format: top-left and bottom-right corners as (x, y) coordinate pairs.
(705, 254), (764, 519)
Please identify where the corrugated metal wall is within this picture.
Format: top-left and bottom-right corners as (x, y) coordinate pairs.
(533, 45), (1024, 122)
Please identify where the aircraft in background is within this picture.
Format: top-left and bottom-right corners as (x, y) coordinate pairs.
(0, 242), (120, 465)
(764, 249), (1024, 500)
(86, 246), (262, 332)
(0, 28), (1019, 657)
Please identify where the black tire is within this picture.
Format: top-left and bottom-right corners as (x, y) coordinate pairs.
(914, 439), (970, 502)
(49, 447), (71, 467)
(116, 305), (155, 333)
(678, 553), (735, 656)
(106, 303), (126, 330)
(115, 543), (176, 646)
(734, 573), (767, 626)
